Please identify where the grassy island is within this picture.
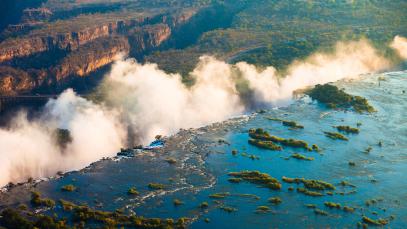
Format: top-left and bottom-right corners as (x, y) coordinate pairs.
(228, 178), (242, 183)
(297, 188), (324, 197)
(324, 132), (349, 141)
(127, 187), (139, 195)
(282, 177), (335, 190)
(148, 183), (165, 190)
(268, 197), (282, 205)
(335, 126), (360, 134)
(61, 184), (76, 192)
(343, 206), (355, 213)
(324, 202), (341, 209)
(219, 206), (237, 213)
(314, 209), (328, 216)
(229, 171), (282, 190)
(209, 192), (230, 199)
(282, 121), (304, 129)
(362, 216), (388, 226)
(30, 191), (55, 208)
(307, 84), (375, 113)
(291, 153), (314, 161)
(248, 139), (282, 151)
(249, 128), (314, 151)
(256, 206), (271, 213)
(173, 199), (184, 206)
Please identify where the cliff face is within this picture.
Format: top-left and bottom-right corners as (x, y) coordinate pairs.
(52, 36), (130, 82)
(0, 6), (198, 95)
(128, 24), (171, 56)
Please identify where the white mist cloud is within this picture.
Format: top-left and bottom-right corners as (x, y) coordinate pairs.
(237, 39), (389, 105)
(102, 56), (244, 143)
(0, 89), (125, 187)
(101, 39), (388, 142)
(0, 38), (394, 187)
(390, 35), (407, 59)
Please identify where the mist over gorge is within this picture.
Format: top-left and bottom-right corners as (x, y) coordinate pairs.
(0, 36), (405, 187)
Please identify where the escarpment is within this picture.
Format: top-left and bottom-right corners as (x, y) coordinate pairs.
(0, 2), (202, 96)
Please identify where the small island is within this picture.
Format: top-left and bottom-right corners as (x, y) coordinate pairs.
(307, 84), (375, 113)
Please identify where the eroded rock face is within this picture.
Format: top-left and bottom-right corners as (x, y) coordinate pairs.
(0, 5), (198, 96)
(0, 36), (129, 95)
(0, 67), (36, 96)
(128, 24), (171, 55)
(21, 8), (53, 24)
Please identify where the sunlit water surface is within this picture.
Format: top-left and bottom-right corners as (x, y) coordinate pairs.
(1, 71), (406, 228)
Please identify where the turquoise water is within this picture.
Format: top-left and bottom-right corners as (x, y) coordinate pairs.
(1, 71), (406, 228)
(191, 71), (407, 228)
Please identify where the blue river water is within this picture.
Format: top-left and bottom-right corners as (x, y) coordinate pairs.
(190, 71), (407, 228)
(0, 71), (405, 228)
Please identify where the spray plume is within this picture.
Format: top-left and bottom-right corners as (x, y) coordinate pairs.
(0, 38), (393, 187)
(390, 35), (407, 59)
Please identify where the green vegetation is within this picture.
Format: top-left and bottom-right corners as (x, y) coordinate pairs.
(30, 191), (55, 208)
(335, 126), (360, 134)
(324, 132), (349, 141)
(240, 152), (260, 160)
(219, 206), (237, 213)
(0, 208), (68, 229)
(339, 181), (356, 188)
(58, 198), (189, 228)
(228, 178), (242, 183)
(209, 192), (230, 199)
(307, 84), (375, 113)
(282, 176), (335, 190)
(297, 188), (324, 197)
(268, 197), (282, 205)
(312, 144), (321, 152)
(200, 202), (209, 208)
(282, 121), (304, 129)
(173, 199), (184, 206)
(17, 204), (28, 211)
(249, 128), (314, 151)
(364, 146), (373, 154)
(362, 216), (388, 226)
(291, 153), (314, 161)
(127, 187), (139, 195)
(61, 184), (76, 192)
(324, 202), (341, 209)
(148, 183), (165, 190)
(248, 139), (282, 151)
(255, 206), (271, 213)
(343, 206), (355, 213)
(228, 171), (282, 190)
(314, 209), (328, 216)
(248, 128), (272, 140)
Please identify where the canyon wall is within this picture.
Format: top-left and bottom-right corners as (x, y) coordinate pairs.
(0, 7), (198, 96)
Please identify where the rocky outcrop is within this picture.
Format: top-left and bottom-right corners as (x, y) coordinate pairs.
(128, 24), (171, 56)
(21, 8), (53, 23)
(52, 36), (129, 82)
(0, 15), (151, 63)
(0, 6), (199, 96)
(0, 67), (37, 96)
(0, 36), (129, 95)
